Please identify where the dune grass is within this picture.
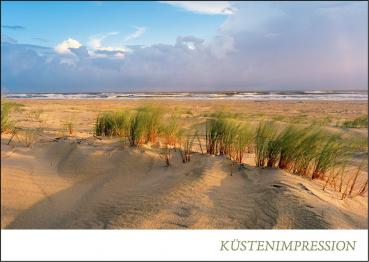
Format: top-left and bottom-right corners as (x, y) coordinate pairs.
(92, 107), (363, 188)
(63, 115), (77, 135)
(310, 133), (347, 179)
(206, 113), (237, 156)
(1, 102), (13, 134)
(95, 111), (131, 137)
(277, 125), (305, 170)
(233, 124), (254, 163)
(340, 159), (368, 199)
(158, 114), (181, 166)
(139, 106), (164, 143)
(179, 134), (194, 163)
(254, 121), (278, 167)
(94, 106), (164, 147)
(252, 122), (350, 179)
(323, 164), (346, 192)
(5, 102), (365, 196)
(358, 179), (368, 196)
(128, 106), (164, 146)
(341, 115), (368, 128)
(205, 113), (254, 163)
(196, 112), (355, 180)
(19, 128), (39, 147)
(160, 114), (181, 147)
(289, 128), (325, 177)
(1, 101), (23, 134)
(177, 129), (198, 163)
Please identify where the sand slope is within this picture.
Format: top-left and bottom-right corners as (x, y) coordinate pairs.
(1, 137), (367, 229)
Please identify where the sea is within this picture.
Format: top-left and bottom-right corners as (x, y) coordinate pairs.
(3, 90), (368, 101)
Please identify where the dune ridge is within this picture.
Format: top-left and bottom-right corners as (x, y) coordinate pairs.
(1, 136), (367, 229)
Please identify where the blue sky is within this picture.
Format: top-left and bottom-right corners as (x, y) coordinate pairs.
(1, 1), (226, 47)
(1, 1), (368, 92)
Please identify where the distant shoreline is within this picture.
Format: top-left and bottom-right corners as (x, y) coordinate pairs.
(3, 90), (368, 101)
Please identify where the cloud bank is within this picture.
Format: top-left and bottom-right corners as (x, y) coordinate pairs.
(1, 1), (367, 93)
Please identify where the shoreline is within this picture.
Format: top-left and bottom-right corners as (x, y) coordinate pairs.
(5, 98), (368, 102)
(5, 98), (369, 102)
(3, 90), (367, 102)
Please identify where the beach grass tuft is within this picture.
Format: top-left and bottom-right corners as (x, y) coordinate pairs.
(95, 111), (131, 137)
(205, 112), (254, 163)
(254, 121), (278, 167)
(1, 101), (23, 134)
(252, 122), (350, 179)
(93, 107), (361, 184)
(128, 106), (164, 146)
(341, 115), (368, 128)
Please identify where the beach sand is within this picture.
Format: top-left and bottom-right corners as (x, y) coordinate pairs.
(1, 99), (368, 229)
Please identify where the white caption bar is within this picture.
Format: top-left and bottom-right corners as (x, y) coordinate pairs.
(1, 230), (368, 261)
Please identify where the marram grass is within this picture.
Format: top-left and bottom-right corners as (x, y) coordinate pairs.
(129, 106), (164, 146)
(205, 113), (254, 162)
(1, 101), (23, 134)
(93, 108), (359, 183)
(341, 115), (368, 128)
(253, 123), (350, 179)
(254, 121), (278, 167)
(95, 111), (131, 137)
(94, 106), (164, 146)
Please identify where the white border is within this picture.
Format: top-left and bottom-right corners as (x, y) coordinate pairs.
(1, 230), (368, 261)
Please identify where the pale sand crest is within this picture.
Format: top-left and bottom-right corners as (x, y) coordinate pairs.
(1, 136), (367, 229)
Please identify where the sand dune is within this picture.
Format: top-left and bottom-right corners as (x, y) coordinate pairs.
(1, 136), (367, 229)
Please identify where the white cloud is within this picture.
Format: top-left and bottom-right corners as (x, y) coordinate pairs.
(124, 27), (146, 42)
(92, 46), (128, 54)
(87, 28), (145, 56)
(160, 1), (234, 15)
(88, 32), (119, 50)
(54, 38), (81, 54)
(87, 32), (129, 58)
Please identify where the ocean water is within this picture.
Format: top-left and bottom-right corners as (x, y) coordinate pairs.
(3, 90), (368, 101)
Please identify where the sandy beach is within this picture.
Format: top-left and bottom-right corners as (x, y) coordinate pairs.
(1, 99), (368, 229)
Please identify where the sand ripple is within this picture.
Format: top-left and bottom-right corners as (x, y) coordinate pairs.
(1, 138), (367, 229)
